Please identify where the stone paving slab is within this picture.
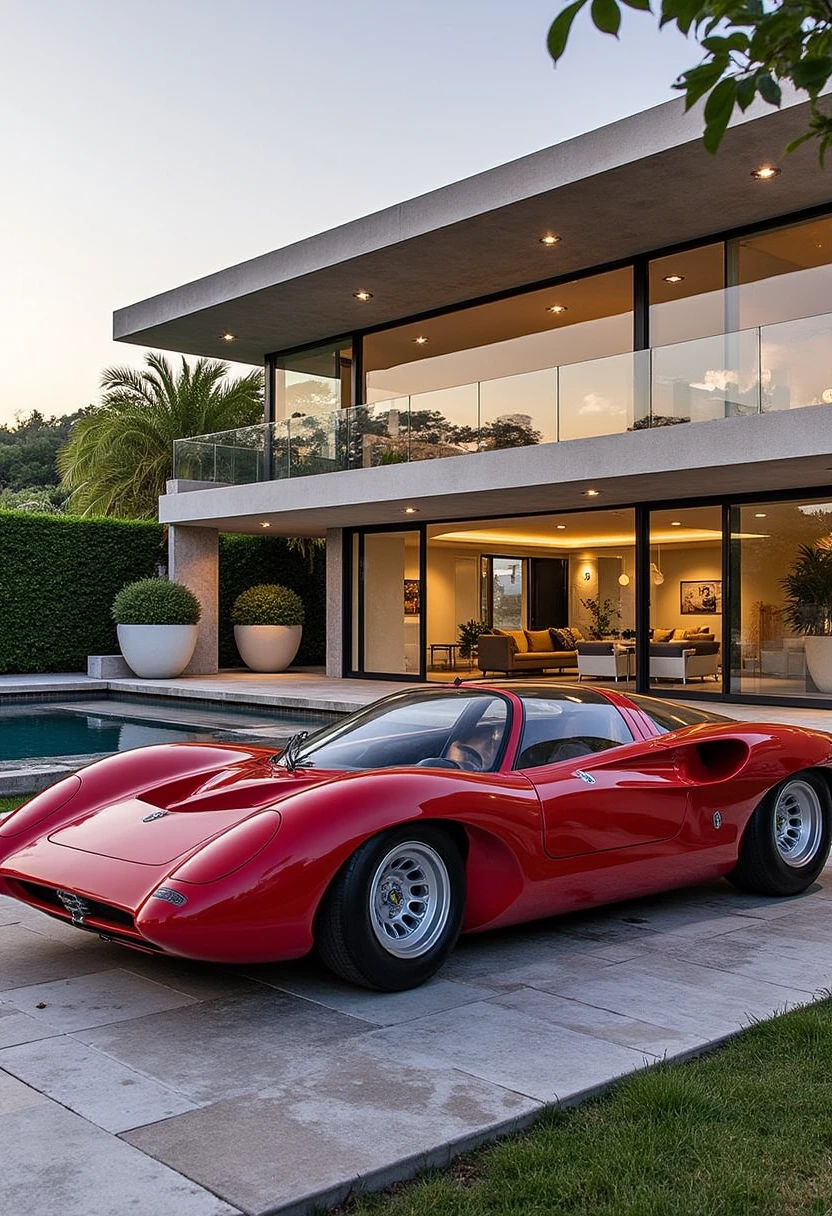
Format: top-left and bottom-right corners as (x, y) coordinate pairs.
(0, 865), (831, 1215)
(3, 1101), (239, 1216)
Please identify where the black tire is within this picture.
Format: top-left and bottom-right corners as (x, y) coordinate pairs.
(728, 771), (832, 896)
(316, 824), (465, 991)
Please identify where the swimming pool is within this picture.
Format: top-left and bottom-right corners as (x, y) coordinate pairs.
(0, 699), (338, 763)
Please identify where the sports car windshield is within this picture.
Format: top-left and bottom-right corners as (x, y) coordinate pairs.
(286, 691), (510, 772)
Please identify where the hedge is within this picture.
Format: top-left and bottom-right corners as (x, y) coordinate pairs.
(0, 511), (326, 673)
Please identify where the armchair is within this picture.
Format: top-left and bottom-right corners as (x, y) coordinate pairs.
(576, 641), (630, 682)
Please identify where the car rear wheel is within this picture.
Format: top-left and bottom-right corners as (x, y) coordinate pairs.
(728, 772), (832, 896)
(316, 825), (465, 990)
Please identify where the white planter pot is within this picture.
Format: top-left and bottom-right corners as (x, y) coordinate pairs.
(234, 624), (302, 673)
(117, 624), (199, 679)
(804, 636), (832, 693)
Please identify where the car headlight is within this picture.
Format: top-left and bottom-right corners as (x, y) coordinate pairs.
(0, 775), (82, 837)
(171, 810), (282, 884)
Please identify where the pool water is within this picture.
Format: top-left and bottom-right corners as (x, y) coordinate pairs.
(0, 701), (336, 763)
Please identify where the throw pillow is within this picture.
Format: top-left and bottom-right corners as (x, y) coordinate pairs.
(653, 628), (673, 642)
(549, 627), (569, 650)
(525, 629), (553, 653)
(504, 629), (529, 653)
(671, 628), (690, 640)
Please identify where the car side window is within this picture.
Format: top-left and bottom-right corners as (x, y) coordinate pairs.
(515, 700), (633, 770)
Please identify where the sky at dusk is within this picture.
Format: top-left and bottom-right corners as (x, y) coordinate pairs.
(0, 0), (697, 426)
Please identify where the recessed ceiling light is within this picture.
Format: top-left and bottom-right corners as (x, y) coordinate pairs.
(752, 165), (780, 180)
(671, 521), (682, 526)
(546, 304), (568, 314)
(663, 274), (685, 284)
(413, 336), (428, 345)
(353, 290), (373, 301)
(539, 234), (561, 246)
(822, 388), (832, 404)
(403, 506), (418, 515)
(260, 521), (271, 528)
(754, 512), (767, 518)
(556, 524), (566, 529)
(220, 332), (236, 341)
(583, 489), (600, 497)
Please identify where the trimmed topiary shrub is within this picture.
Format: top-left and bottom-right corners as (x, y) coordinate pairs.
(112, 579), (201, 626)
(231, 584), (305, 626)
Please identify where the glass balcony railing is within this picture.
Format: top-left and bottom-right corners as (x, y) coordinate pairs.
(172, 312), (832, 487)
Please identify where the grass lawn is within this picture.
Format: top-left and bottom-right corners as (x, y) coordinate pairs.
(0, 795), (26, 816)
(344, 999), (832, 1216)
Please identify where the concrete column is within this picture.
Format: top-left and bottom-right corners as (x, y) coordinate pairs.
(169, 525), (219, 675)
(325, 528), (344, 677)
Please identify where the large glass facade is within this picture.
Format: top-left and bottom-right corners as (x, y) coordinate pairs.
(274, 340), (353, 421)
(648, 506), (723, 692)
(351, 529), (422, 676)
(731, 497), (832, 700)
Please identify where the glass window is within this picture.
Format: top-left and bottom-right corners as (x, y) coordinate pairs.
(356, 530), (421, 676)
(274, 340), (352, 421)
(515, 691), (632, 769)
(363, 269), (634, 449)
(730, 498), (832, 700)
(649, 243), (725, 346)
(733, 215), (832, 330)
(627, 695), (732, 733)
(648, 506), (723, 693)
(291, 691), (509, 771)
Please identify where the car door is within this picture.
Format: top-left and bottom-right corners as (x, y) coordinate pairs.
(529, 749), (690, 858)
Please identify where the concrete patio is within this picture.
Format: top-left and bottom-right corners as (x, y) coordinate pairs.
(2, 862), (832, 1216)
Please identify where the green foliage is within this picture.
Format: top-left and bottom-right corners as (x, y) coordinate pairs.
(0, 485), (68, 513)
(218, 535), (324, 667)
(547, 0), (832, 161)
(0, 409), (84, 491)
(0, 512), (166, 671)
(58, 352), (264, 519)
(231, 583), (305, 626)
(0, 514), (326, 672)
(112, 578), (201, 626)
(457, 619), (490, 659)
(579, 595), (622, 638)
(780, 541), (832, 634)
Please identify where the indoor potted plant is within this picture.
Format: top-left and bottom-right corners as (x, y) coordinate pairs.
(457, 619), (489, 663)
(112, 578), (201, 679)
(232, 583), (304, 672)
(781, 542), (832, 692)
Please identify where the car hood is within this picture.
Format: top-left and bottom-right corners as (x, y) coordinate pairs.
(47, 766), (335, 866)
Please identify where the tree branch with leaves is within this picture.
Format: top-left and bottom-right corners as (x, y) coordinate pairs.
(548, 0), (832, 161)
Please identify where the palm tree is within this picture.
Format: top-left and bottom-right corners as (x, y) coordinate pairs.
(58, 353), (263, 518)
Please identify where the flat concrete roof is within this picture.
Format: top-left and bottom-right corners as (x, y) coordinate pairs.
(114, 93), (829, 366)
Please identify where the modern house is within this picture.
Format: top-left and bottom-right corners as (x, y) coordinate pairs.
(114, 91), (832, 707)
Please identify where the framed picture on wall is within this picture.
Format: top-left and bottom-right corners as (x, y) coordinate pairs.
(403, 579), (421, 615)
(680, 580), (721, 615)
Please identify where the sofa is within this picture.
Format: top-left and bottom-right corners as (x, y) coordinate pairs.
(477, 627), (579, 675)
(649, 638), (720, 683)
(576, 641), (631, 681)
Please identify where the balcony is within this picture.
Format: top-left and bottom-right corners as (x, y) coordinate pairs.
(173, 313), (832, 487)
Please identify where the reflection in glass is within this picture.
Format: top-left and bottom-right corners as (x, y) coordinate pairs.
(479, 369), (555, 447)
(559, 350), (648, 440)
(274, 341), (352, 420)
(731, 498), (832, 699)
(651, 330), (759, 424)
(760, 314), (832, 412)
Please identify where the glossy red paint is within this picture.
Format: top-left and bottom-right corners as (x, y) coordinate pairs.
(1, 688), (831, 969)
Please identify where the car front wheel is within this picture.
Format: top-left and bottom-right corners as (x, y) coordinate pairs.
(728, 772), (832, 896)
(317, 825), (465, 990)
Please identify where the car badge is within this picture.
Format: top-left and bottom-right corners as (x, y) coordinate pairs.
(575, 770), (596, 785)
(713, 811), (723, 830)
(56, 889), (92, 927)
(142, 810), (169, 823)
(151, 887), (188, 907)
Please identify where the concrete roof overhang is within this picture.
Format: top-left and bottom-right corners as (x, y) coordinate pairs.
(114, 94), (831, 365)
(158, 405), (832, 536)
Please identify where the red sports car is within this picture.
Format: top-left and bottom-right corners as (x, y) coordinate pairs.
(1, 684), (831, 990)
